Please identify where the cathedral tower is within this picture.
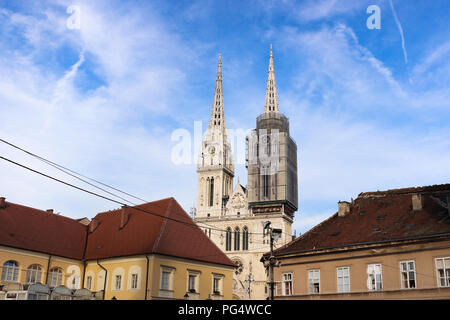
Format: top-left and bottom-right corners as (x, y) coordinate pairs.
(247, 44), (298, 221)
(196, 55), (234, 219)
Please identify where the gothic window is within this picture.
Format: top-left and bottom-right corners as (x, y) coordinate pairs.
(226, 228), (232, 251)
(242, 227), (249, 251)
(234, 227), (240, 251)
(209, 178), (214, 206)
(263, 174), (270, 199)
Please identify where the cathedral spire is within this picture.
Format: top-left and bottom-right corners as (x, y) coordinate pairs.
(264, 44), (279, 114)
(209, 54), (226, 130)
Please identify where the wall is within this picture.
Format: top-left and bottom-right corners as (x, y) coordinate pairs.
(273, 239), (450, 299)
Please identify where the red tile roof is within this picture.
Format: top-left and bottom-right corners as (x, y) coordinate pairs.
(0, 202), (87, 260)
(274, 184), (450, 256)
(0, 197), (234, 267)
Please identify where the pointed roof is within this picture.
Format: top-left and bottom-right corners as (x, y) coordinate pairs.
(264, 44), (279, 114)
(209, 54), (226, 131)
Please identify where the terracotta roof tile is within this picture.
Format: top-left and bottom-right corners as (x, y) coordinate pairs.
(0, 202), (87, 260)
(0, 197), (234, 267)
(274, 184), (450, 256)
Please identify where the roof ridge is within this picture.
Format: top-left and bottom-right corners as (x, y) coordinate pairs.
(4, 201), (81, 223)
(152, 198), (175, 253)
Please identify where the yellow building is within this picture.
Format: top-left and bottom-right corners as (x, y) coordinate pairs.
(266, 184), (450, 299)
(0, 196), (234, 300)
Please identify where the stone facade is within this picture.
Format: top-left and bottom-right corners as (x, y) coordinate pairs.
(194, 46), (298, 300)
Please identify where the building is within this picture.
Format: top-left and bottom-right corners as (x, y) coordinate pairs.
(194, 45), (298, 300)
(0, 196), (234, 300)
(267, 184), (450, 299)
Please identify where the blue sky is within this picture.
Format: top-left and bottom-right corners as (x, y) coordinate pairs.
(0, 0), (449, 235)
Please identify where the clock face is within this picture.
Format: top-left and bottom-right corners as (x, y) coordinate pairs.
(209, 146), (216, 154)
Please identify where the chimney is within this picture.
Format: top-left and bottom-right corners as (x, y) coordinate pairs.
(0, 197), (6, 209)
(412, 194), (423, 211)
(46, 209), (54, 214)
(119, 206), (130, 229)
(338, 201), (351, 217)
(89, 218), (100, 233)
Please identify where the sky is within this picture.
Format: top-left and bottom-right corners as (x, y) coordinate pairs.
(0, 0), (449, 236)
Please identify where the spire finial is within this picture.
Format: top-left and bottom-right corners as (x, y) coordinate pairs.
(264, 44), (279, 114)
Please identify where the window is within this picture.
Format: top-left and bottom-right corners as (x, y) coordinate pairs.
(213, 278), (220, 294)
(234, 227), (240, 251)
(86, 276), (92, 290)
(282, 273), (293, 296)
(242, 227), (249, 251)
(209, 178), (214, 207)
(115, 275), (122, 290)
(400, 261), (416, 289)
(1, 260), (19, 282)
(26, 264), (42, 284)
(160, 267), (175, 291)
(263, 175), (270, 198)
(436, 257), (450, 288)
(337, 267), (350, 293)
(131, 273), (138, 290)
(225, 228), (232, 251)
(308, 270), (320, 294)
(188, 274), (196, 292)
(48, 267), (63, 287)
(367, 264), (382, 291)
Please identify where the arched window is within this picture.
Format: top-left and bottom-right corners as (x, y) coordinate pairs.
(234, 227), (240, 251)
(209, 178), (214, 207)
(48, 267), (63, 288)
(1, 260), (19, 282)
(225, 228), (232, 251)
(242, 227), (249, 251)
(26, 264), (42, 284)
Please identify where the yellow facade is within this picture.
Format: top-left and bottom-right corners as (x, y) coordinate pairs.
(1, 246), (233, 300)
(273, 239), (450, 299)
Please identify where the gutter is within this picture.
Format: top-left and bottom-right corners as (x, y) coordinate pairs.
(144, 255), (150, 300)
(81, 224), (89, 288)
(97, 260), (107, 300)
(45, 255), (52, 285)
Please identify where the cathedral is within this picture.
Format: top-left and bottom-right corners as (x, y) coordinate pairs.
(194, 45), (298, 300)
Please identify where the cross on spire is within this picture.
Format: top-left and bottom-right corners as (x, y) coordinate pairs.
(264, 44), (279, 114)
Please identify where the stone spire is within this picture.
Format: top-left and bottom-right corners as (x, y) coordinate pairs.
(264, 44), (279, 114)
(209, 54), (226, 130)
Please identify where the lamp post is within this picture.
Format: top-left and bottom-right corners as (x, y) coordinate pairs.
(261, 221), (281, 300)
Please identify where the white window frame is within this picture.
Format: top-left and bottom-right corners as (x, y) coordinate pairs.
(131, 273), (139, 290)
(160, 266), (175, 291)
(114, 274), (122, 291)
(435, 257), (450, 288)
(308, 269), (320, 294)
(1, 261), (20, 282)
(26, 264), (42, 284)
(86, 276), (93, 290)
(399, 260), (416, 289)
(282, 272), (293, 296)
(186, 270), (201, 294)
(337, 266), (350, 293)
(48, 267), (63, 288)
(367, 264), (383, 291)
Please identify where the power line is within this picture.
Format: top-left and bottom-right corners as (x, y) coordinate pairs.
(0, 154), (271, 238)
(0, 138), (272, 236)
(0, 138), (147, 203)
